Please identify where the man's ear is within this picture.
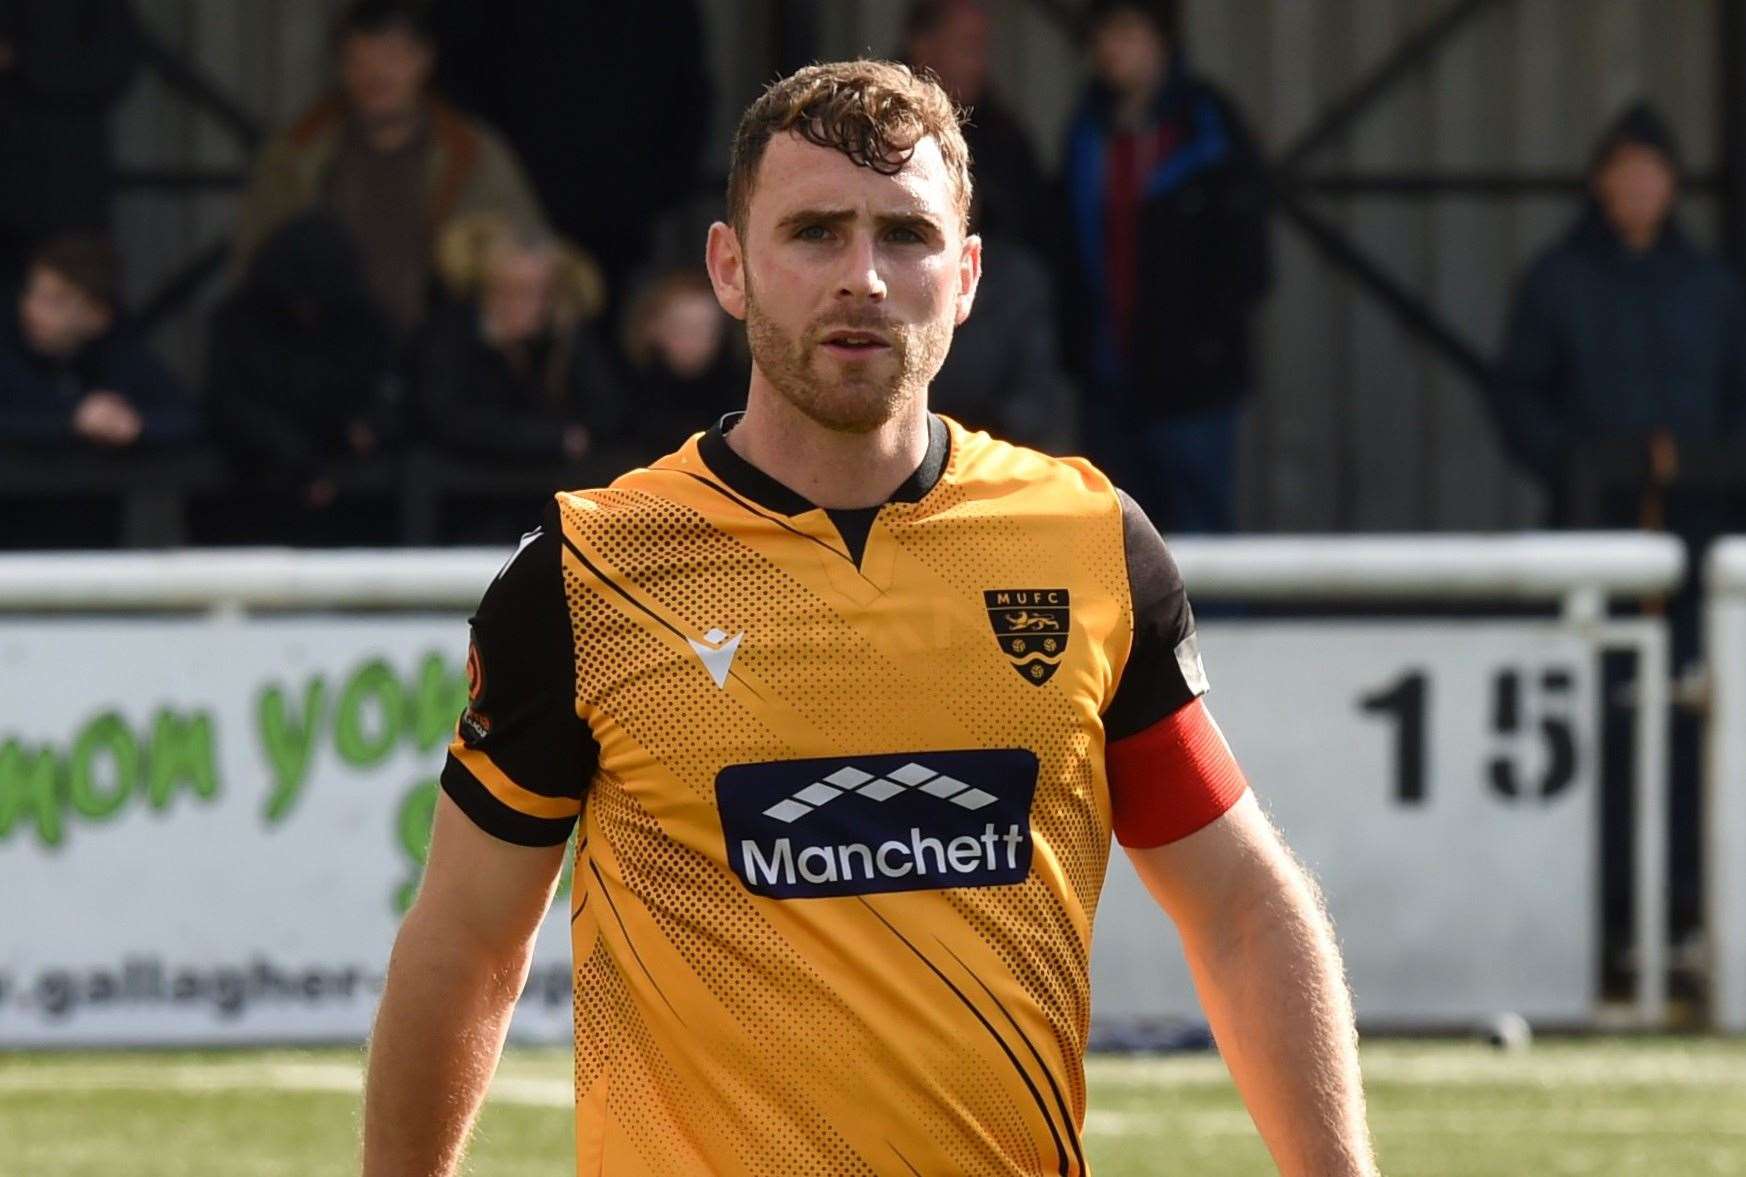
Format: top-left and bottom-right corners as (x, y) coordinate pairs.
(953, 233), (983, 327)
(706, 221), (748, 321)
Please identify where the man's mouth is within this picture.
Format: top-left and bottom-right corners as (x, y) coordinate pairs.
(820, 329), (892, 355)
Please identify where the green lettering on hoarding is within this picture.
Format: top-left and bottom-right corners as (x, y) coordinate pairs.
(409, 652), (468, 752)
(67, 713), (138, 820)
(145, 710), (219, 809)
(259, 678), (327, 825)
(0, 741), (62, 848)
(335, 661), (403, 769)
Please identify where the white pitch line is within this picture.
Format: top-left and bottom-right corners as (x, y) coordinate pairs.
(0, 1062), (572, 1108)
(1081, 1107), (1746, 1139)
(1086, 1050), (1746, 1090)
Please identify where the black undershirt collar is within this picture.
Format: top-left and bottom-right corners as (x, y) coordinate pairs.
(697, 412), (950, 566)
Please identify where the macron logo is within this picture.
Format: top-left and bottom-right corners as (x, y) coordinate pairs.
(687, 627), (744, 688)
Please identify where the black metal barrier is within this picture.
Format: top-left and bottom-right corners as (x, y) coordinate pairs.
(0, 444), (648, 549)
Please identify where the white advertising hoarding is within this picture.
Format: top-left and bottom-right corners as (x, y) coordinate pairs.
(1093, 622), (1599, 1029)
(2, 615), (1599, 1046)
(0, 617), (574, 1047)
(1708, 540), (1746, 1033)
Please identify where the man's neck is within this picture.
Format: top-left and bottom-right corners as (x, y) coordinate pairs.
(724, 375), (930, 510)
(1113, 75), (1165, 130)
(1617, 221), (1663, 255)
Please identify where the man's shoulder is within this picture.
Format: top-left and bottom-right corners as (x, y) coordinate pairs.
(941, 418), (1118, 517)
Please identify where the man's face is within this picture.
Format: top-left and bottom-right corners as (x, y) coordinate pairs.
(1594, 143), (1678, 244)
(19, 266), (112, 359)
(340, 27), (434, 126)
(1090, 10), (1169, 97)
(909, 2), (990, 104)
(708, 132), (980, 434)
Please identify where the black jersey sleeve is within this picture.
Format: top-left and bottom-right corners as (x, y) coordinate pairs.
(440, 500), (599, 846)
(1101, 489), (1210, 742)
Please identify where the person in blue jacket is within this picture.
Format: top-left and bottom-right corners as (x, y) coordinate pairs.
(1061, 0), (1271, 534)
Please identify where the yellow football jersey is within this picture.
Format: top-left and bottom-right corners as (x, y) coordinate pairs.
(442, 414), (1219, 1176)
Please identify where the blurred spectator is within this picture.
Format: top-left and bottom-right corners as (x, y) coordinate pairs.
(929, 218), (1076, 453)
(0, 232), (193, 448)
(901, 0), (1051, 251)
(0, 1), (143, 283)
(416, 214), (624, 467)
(1492, 102), (1746, 952)
(431, 0), (709, 314)
(1491, 101), (1746, 520)
(1061, 0), (1271, 533)
(621, 267), (744, 451)
(204, 214), (399, 544)
(232, 0), (545, 335)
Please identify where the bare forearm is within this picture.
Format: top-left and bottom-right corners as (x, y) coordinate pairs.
(361, 908), (535, 1176)
(1183, 868), (1375, 1176)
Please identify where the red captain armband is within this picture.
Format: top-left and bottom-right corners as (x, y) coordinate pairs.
(1106, 697), (1249, 849)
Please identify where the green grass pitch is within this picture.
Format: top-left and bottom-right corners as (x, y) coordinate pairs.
(1, 1038), (1742, 1174)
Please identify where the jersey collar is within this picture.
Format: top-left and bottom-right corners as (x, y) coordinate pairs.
(697, 411), (950, 517)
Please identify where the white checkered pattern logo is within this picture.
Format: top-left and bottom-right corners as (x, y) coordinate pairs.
(761, 761), (1000, 825)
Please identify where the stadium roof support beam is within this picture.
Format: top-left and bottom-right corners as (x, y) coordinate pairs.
(1266, 0), (1507, 394)
(1276, 0), (1502, 174)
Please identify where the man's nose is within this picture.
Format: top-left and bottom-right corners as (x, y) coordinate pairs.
(835, 233), (887, 301)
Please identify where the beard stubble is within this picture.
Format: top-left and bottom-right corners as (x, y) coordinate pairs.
(743, 275), (954, 435)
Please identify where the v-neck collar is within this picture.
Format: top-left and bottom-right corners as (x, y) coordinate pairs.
(695, 412), (950, 568)
(696, 412), (950, 517)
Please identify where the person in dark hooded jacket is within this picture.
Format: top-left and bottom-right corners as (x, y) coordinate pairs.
(203, 213), (400, 543)
(1060, 0), (1271, 534)
(1493, 101), (1746, 955)
(1491, 101), (1746, 518)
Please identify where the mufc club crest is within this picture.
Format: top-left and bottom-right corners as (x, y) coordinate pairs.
(984, 589), (1070, 686)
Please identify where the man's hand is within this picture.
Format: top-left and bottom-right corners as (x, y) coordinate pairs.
(72, 391), (144, 447)
(1126, 792), (1377, 1176)
(361, 793), (566, 1177)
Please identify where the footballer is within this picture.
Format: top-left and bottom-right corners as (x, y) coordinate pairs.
(362, 59), (1376, 1177)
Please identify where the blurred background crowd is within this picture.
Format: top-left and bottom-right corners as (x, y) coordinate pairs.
(2, 0), (1744, 998)
(0, 0), (1741, 550)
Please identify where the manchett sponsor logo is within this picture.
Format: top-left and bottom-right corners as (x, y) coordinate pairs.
(716, 749), (1038, 899)
(741, 822), (1027, 888)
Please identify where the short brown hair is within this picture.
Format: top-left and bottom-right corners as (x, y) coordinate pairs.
(726, 60), (973, 237)
(30, 232), (122, 311)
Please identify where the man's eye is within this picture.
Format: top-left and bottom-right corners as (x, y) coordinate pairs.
(796, 225), (831, 242)
(887, 227), (924, 244)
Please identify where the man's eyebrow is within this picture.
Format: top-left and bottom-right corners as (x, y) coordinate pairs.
(773, 208), (944, 233)
(775, 208), (856, 231)
(876, 212), (943, 234)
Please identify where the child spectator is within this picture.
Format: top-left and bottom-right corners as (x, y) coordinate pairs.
(621, 267), (745, 453)
(415, 214), (625, 470)
(0, 232), (194, 448)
